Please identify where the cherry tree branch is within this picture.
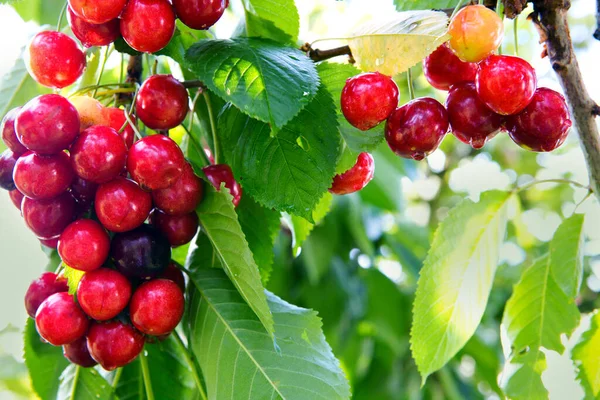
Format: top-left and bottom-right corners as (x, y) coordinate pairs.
(300, 43), (355, 63)
(594, 0), (600, 40)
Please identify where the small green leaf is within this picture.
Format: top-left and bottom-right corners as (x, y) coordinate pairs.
(156, 22), (212, 68)
(394, 0), (458, 11)
(63, 266), (85, 295)
(290, 192), (334, 257)
(242, 0), (300, 44)
(573, 311), (600, 399)
(549, 213), (585, 298)
(57, 364), (114, 400)
(500, 351), (548, 400)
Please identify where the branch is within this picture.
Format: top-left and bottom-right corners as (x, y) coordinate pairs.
(300, 43), (355, 63)
(594, 0), (600, 40)
(116, 55), (143, 105)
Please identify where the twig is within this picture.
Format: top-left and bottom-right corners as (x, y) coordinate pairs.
(594, 0), (600, 40)
(182, 80), (207, 90)
(300, 43), (355, 63)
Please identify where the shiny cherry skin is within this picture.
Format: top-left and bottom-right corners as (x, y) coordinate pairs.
(173, 0), (226, 30)
(505, 88), (572, 152)
(40, 237), (59, 248)
(71, 126), (128, 184)
(136, 75), (189, 130)
(13, 151), (74, 199)
(0, 149), (18, 191)
(15, 94), (80, 155)
(341, 72), (399, 131)
(120, 0), (176, 53)
(8, 189), (24, 210)
(104, 107), (135, 148)
(111, 224), (171, 279)
(69, 96), (109, 130)
(67, 7), (119, 47)
(385, 98), (449, 160)
(127, 134), (185, 190)
(152, 163), (203, 215)
(130, 279), (185, 336)
(448, 5), (504, 63)
(77, 268), (131, 320)
(58, 219), (110, 272)
(329, 152), (374, 195)
(152, 210), (199, 247)
(445, 81), (504, 149)
(63, 337), (97, 367)
(35, 292), (89, 346)
(24, 272), (68, 318)
(22, 192), (76, 239)
(423, 43), (478, 91)
(202, 164), (242, 206)
(95, 177), (152, 232)
(87, 321), (145, 371)
(1, 107), (27, 155)
(160, 263), (186, 292)
(476, 55), (537, 115)
(26, 31), (86, 89)
(68, 0), (126, 24)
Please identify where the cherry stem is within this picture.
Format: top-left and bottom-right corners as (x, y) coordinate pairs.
(574, 189), (594, 212)
(172, 331), (208, 400)
(514, 178), (590, 193)
(181, 124), (211, 167)
(182, 80), (207, 90)
(450, 0), (469, 20)
(120, 53), (125, 84)
(406, 68), (415, 101)
(139, 349), (155, 400)
(93, 46), (112, 98)
(56, 1), (68, 31)
(203, 92), (219, 164)
(111, 367), (123, 389)
(514, 15), (519, 56)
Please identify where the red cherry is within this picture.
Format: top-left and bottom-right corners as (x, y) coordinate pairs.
(70, 176), (98, 210)
(15, 94), (80, 155)
(71, 126), (128, 184)
(160, 263), (186, 292)
(77, 268), (131, 320)
(152, 163), (203, 215)
(87, 321), (145, 371)
(385, 97), (449, 160)
(173, 0), (226, 30)
(120, 0), (176, 53)
(341, 72), (399, 131)
(63, 337), (97, 367)
(22, 192), (76, 239)
(0, 149), (18, 190)
(136, 75), (189, 130)
(68, 0), (127, 24)
(329, 152), (374, 195)
(26, 31), (86, 89)
(40, 237), (59, 248)
(1, 107), (27, 155)
(127, 135), (185, 190)
(445, 81), (504, 149)
(423, 43), (478, 91)
(95, 177), (152, 232)
(202, 164), (242, 206)
(35, 292), (89, 346)
(130, 279), (185, 336)
(104, 107), (135, 149)
(13, 151), (74, 199)
(505, 88), (572, 152)
(67, 7), (120, 47)
(24, 272), (68, 318)
(476, 55), (537, 115)
(152, 209), (198, 247)
(8, 189), (24, 210)
(58, 219), (110, 272)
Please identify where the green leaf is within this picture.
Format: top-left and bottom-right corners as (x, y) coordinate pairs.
(410, 190), (513, 382)
(549, 213), (585, 298)
(394, 0), (458, 11)
(156, 22), (212, 68)
(242, 0), (300, 44)
(358, 145), (407, 212)
(185, 38), (319, 129)
(187, 267), (351, 400)
(289, 192), (334, 257)
(573, 311), (600, 399)
(57, 365), (114, 400)
(12, 0), (63, 25)
(499, 351), (548, 400)
(196, 187), (275, 338)
(63, 265), (85, 295)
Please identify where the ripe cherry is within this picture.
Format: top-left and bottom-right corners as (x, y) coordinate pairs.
(8, 189), (24, 210)
(95, 177), (152, 232)
(22, 192), (76, 239)
(63, 337), (97, 367)
(111, 224), (171, 279)
(0, 149), (18, 191)
(26, 31), (86, 89)
(69, 96), (109, 130)
(152, 210), (199, 247)
(152, 163), (203, 215)
(160, 263), (186, 292)
(173, 0), (227, 30)
(120, 0), (176, 53)
(505, 88), (572, 152)
(423, 43), (477, 91)
(87, 321), (145, 371)
(341, 72), (399, 131)
(40, 237), (59, 249)
(385, 97), (449, 160)
(202, 164), (242, 206)
(77, 268), (131, 320)
(35, 292), (89, 346)
(445, 81), (504, 149)
(329, 152), (375, 195)
(24, 272), (68, 318)
(136, 75), (189, 130)
(448, 5), (504, 63)
(70, 176), (98, 210)
(13, 151), (74, 199)
(67, 7), (119, 47)
(68, 0), (126, 23)
(130, 279), (185, 336)
(127, 135), (185, 190)
(1, 107), (27, 155)
(15, 94), (80, 155)
(71, 126), (128, 184)
(104, 107), (135, 148)
(58, 219), (110, 272)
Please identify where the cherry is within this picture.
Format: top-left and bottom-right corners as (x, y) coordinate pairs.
(152, 163), (203, 215)
(445, 81), (504, 149)
(130, 279), (185, 336)
(26, 31), (86, 89)
(22, 192), (76, 239)
(69, 96), (109, 130)
(68, 0), (126, 24)
(0, 149), (18, 190)
(40, 237), (59, 248)
(505, 88), (572, 152)
(35, 292), (89, 346)
(173, 0), (226, 30)
(202, 164), (242, 206)
(67, 6), (120, 47)
(423, 43), (478, 91)
(120, 0), (176, 53)
(71, 126), (128, 184)
(447, 5), (504, 63)
(340, 72), (399, 131)
(15, 94), (80, 155)
(111, 224), (171, 279)
(24, 272), (68, 318)
(13, 151), (74, 199)
(8, 189), (24, 210)
(1, 107), (27, 155)
(58, 219), (110, 272)
(104, 107), (135, 149)
(136, 75), (189, 130)
(329, 152), (375, 195)
(86, 321), (145, 371)
(127, 135), (185, 190)
(160, 263), (185, 292)
(152, 210), (199, 247)
(70, 176), (98, 210)
(77, 268), (131, 320)
(95, 177), (152, 232)
(63, 337), (97, 367)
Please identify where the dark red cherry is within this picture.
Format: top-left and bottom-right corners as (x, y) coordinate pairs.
(22, 192), (76, 239)
(152, 163), (203, 215)
(95, 177), (152, 232)
(152, 209), (198, 247)
(202, 164), (242, 206)
(173, 0), (226, 30)
(423, 43), (478, 91)
(160, 263), (185, 292)
(0, 149), (18, 190)
(35, 292), (89, 346)
(40, 237), (59, 248)
(87, 321), (145, 371)
(8, 189), (24, 210)
(71, 126), (128, 184)
(58, 219), (110, 271)
(104, 107), (135, 149)
(67, 7), (120, 47)
(130, 279), (185, 336)
(476, 55), (537, 115)
(15, 94), (80, 155)
(505, 88), (572, 152)
(24, 272), (68, 318)
(127, 134), (185, 190)
(111, 224), (171, 279)
(68, 0), (127, 24)
(329, 152), (374, 195)
(340, 72), (399, 131)
(70, 176), (98, 210)
(1, 107), (27, 155)
(13, 151), (74, 199)
(63, 337), (97, 367)
(136, 75), (189, 130)
(120, 0), (176, 53)
(445, 81), (504, 149)
(385, 97), (449, 160)
(77, 268), (131, 320)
